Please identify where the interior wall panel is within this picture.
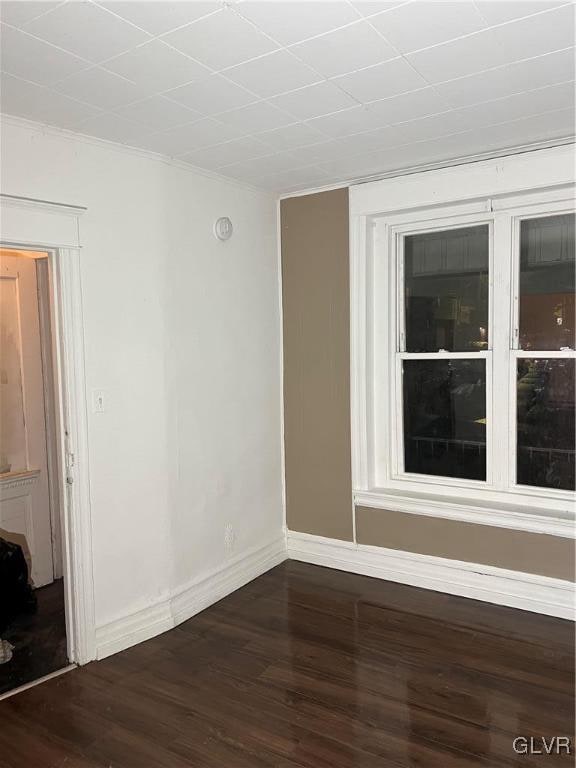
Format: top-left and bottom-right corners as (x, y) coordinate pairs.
(281, 189), (353, 541)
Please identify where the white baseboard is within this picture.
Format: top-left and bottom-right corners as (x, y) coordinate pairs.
(95, 535), (286, 660)
(95, 528), (574, 660)
(170, 536), (286, 627)
(286, 530), (575, 620)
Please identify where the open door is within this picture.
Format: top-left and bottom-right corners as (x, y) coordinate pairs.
(0, 252), (56, 587)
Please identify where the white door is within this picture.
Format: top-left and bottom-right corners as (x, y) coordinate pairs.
(0, 253), (54, 587)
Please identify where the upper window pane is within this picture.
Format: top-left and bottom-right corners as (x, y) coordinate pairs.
(404, 225), (489, 353)
(519, 214), (575, 351)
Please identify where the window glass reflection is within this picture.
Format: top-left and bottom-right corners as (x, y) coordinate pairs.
(517, 358), (575, 490)
(519, 214), (575, 351)
(403, 359), (486, 481)
(404, 226), (489, 353)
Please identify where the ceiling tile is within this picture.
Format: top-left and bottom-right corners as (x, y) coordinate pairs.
(54, 66), (148, 110)
(407, 7), (575, 86)
(0, 71), (100, 127)
(433, 48), (575, 107)
(270, 81), (358, 120)
(0, 1), (62, 27)
(367, 86), (454, 124)
(407, 27), (512, 83)
(370, 1), (487, 54)
(180, 136), (272, 169)
(133, 118), (238, 155)
(318, 135), (478, 177)
(74, 112), (151, 144)
(350, 1), (410, 18)
(290, 19), (397, 78)
(254, 165), (331, 192)
(99, 1), (221, 35)
(336, 123), (405, 153)
(225, 50), (320, 99)
(104, 40), (210, 92)
(474, 1), (567, 26)
(469, 107), (575, 150)
(114, 95), (200, 130)
(490, 5), (575, 62)
(316, 146), (400, 178)
(455, 81), (576, 128)
(0, 23), (89, 85)
(257, 122), (328, 150)
(162, 8), (277, 70)
(389, 109), (476, 141)
(222, 150), (304, 179)
(282, 138), (353, 164)
(335, 57), (427, 102)
(166, 74), (256, 114)
(307, 104), (388, 137)
(217, 101), (295, 133)
(25, 1), (150, 64)
(237, 1), (360, 46)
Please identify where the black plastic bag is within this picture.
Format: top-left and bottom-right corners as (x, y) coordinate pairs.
(0, 537), (37, 633)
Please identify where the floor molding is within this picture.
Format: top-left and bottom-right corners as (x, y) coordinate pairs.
(95, 535), (286, 659)
(170, 536), (286, 627)
(286, 530), (575, 620)
(95, 528), (574, 660)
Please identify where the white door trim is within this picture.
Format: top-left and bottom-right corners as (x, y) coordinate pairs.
(1, 193), (96, 664)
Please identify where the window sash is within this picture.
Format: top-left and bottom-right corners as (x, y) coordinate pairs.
(508, 202), (575, 495)
(510, 203), (576, 352)
(396, 217), (494, 354)
(392, 352), (492, 489)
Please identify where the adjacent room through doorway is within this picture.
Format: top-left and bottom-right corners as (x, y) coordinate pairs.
(0, 247), (68, 696)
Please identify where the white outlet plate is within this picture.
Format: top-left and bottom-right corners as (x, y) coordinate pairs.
(224, 523), (235, 551)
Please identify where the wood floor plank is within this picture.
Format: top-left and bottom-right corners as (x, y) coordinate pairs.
(1, 561), (573, 767)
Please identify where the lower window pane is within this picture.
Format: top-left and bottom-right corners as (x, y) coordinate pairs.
(517, 358), (575, 490)
(403, 359), (486, 480)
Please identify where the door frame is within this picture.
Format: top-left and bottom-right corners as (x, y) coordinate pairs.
(1, 193), (96, 664)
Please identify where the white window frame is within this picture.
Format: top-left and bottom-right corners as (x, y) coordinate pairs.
(350, 146), (576, 538)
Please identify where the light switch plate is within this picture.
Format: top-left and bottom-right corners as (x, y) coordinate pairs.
(91, 389), (105, 413)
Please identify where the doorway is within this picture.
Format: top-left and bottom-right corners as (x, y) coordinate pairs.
(0, 247), (69, 694)
(1, 193), (96, 684)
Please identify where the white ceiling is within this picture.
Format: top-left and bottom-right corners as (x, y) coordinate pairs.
(1, 0), (574, 193)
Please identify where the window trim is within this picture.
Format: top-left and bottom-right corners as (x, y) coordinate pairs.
(350, 146), (576, 537)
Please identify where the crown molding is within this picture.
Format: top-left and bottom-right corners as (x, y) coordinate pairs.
(279, 136), (576, 200)
(0, 113), (272, 199)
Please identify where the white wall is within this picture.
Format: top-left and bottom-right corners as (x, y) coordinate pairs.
(0, 118), (284, 634)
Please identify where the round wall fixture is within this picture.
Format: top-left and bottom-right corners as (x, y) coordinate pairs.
(214, 216), (233, 241)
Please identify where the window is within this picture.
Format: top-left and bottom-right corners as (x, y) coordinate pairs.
(351, 149), (575, 531)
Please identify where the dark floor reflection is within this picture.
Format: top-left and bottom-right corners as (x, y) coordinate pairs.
(0, 578), (67, 695)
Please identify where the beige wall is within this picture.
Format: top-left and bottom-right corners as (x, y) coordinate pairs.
(281, 189), (353, 541)
(357, 507), (575, 581)
(281, 187), (574, 581)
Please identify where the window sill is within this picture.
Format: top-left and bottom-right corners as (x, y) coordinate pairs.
(354, 489), (575, 538)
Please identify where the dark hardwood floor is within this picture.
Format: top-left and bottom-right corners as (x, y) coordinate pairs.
(0, 578), (68, 696)
(0, 561), (573, 767)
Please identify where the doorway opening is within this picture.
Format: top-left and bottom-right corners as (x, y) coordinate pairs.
(1, 247), (69, 695)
